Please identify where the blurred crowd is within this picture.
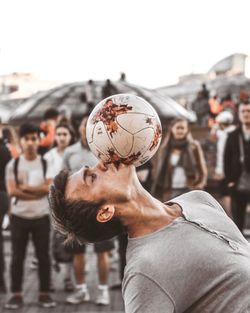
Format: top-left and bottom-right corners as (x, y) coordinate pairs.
(191, 83), (249, 127)
(0, 88), (249, 309)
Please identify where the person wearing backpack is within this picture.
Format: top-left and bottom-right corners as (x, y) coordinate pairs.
(5, 123), (56, 310)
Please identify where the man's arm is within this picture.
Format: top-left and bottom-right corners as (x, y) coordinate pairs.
(18, 179), (52, 196)
(5, 160), (42, 200)
(123, 273), (175, 313)
(6, 178), (43, 200)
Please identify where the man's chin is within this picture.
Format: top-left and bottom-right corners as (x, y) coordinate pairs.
(117, 163), (136, 174)
(27, 150), (36, 155)
(106, 162), (133, 171)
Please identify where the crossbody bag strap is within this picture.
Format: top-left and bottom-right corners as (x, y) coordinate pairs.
(13, 157), (20, 185)
(41, 156), (47, 179)
(239, 134), (245, 165)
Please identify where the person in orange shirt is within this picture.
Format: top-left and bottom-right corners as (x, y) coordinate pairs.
(221, 94), (237, 115)
(38, 109), (60, 155)
(208, 95), (222, 127)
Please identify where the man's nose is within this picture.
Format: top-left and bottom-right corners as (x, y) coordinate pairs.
(97, 161), (108, 172)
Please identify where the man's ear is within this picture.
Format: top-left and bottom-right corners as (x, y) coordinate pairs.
(96, 205), (115, 223)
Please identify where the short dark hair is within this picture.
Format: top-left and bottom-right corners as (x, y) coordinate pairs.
(19, 123), (40, 138)
(239, 100), (250, 107)
(43, 108), (59, 120)
(49, 170), (125, 243)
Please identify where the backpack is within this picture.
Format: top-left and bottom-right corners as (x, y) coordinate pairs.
(13, 156), (47, 185)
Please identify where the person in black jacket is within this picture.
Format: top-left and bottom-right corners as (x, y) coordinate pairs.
(0, 125), (12, 293)
(224, 102), (250, 232)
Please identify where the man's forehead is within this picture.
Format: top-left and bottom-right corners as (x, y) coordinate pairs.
(239, 104), (250, 110)
(65, 169), (87, 200)
(23, 133), (39, 138)
(65, 172), (79, 196)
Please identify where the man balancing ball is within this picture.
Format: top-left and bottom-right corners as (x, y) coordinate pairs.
(49, 95), (250, 313)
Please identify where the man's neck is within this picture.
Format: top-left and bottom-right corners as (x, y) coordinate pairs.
(242, 123), (250, 133)
(118, 188), (183, 238)
(24, 153), (37, 161)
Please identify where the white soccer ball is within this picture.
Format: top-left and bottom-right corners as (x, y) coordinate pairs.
(86, 94), (162, 167)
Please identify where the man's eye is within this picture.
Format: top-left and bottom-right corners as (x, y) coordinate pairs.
(86, 173), (96, 184)
(91, 173), (97, 182)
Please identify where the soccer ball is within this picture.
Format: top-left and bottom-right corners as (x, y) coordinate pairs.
(86, 94), (162, 167)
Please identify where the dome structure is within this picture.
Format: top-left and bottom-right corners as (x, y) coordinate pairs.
(156, 54), (250, 104)
(208, 53), (247, 77)
(9, 80), (196, 125)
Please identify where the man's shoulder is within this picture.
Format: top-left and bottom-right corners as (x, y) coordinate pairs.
(44, 147), (56, 158)
(227, 127), (240, 141)
(64, 142), (81, 155)
(6, 156), (24, 179)
(169, 190), (225, 214)
(6, 157), (15, 170)
(169, 190), (212, 203)
(7, 154), (25, 168)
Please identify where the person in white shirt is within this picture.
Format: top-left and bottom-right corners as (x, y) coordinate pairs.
(44, 123), (75, 177)
(212, 111), (236, 217)
(5, 124), (56, 309)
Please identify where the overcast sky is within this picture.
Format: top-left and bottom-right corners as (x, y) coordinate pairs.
(0, 0), (249, 88)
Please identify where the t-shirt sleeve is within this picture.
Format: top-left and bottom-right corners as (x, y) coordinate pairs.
(43, 154), (54, 180)
(123, 273), (175, 313)
(5, 159), (15, 181)
(194, 190), (226, 214)
(45, 161), (54, 180)
(62, 151), (70, 171)
(170, 190), (226, 215)
(43, 151), (50, 162)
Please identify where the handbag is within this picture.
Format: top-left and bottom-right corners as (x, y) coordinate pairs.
(236, 135), (250, 194)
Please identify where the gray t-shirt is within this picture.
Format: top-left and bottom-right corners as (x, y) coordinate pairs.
(62, 141), (98, 173)
(5, 155), (53, 219)
(123, 190), (250, 313)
